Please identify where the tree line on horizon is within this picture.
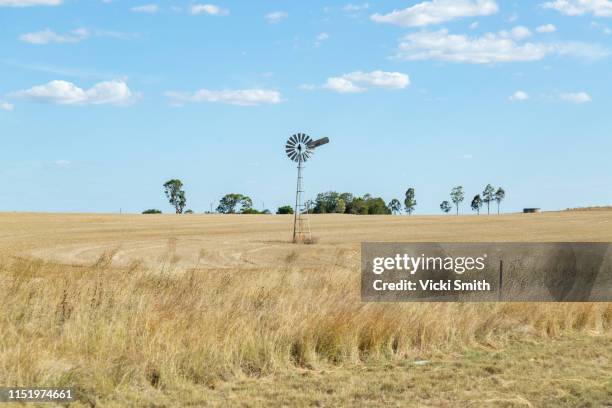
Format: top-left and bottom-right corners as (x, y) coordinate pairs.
(439, 184), (506, 215)
(143, 179), (506, 216)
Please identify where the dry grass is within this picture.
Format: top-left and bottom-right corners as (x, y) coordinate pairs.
(0, 211), (611, 406)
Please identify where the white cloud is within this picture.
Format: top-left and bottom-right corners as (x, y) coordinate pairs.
(542, 0), (612, 17)
(298, 84), (317, 91)
(0, 101), (14, 111)
(343, 71), (410, 89)
(166, 89), (282, 106)
(537, 23), (557, 33)
(469, 21), (479, 29)
(371, 0), (498, 27)
(10, 80), (140, 106)
(560, 92), (592, 103)
(591, 21), (612, 34)
(395, 29), (609, 63)
(343, 3), (369, 12)
(553, 41), (610, 59)
(20, 28), (89, 44)
(323, 78), (365, 93)
(190, 4), (228, 15)
(131, 4), (159, 13)
(509, 90), (529, 101)
(322, 70), (410, 93)
(265, 11), (287, 23)
(507, 13), (518, 22)
(0, 0), (60, 6)
(315, 32), (329, 46)
(499, 25), (532, 40)
(397, 29), (546, 63)
(54, 160), (71, 167)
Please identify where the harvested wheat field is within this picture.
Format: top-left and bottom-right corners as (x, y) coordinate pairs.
(1, 210), (611, 407)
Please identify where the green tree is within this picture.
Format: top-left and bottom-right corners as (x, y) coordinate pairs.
(305, 200), (315, 214)
(216, 194), (252, 214)
(276, 205), (294, 214)
(350, 197), (367, 215)
(336, 198), (346, 214)
(450, 186), (465, 215)
(440, 201), (452, 214)
(339, 193), (354, 209)
(311, 192), (391, 215)
(495, 187), (506, 214)
(142, 209), (162, 214)
(404, 188), (417, 215)
(242, 208), (263, 214)
(471, 194), (483, 215)
(314, 191), (340, 214)
(388, 199), (402, 215)
(366, 197), (391, 214)
(163, 179), (186, 214)
(240, 196), (253, 213)
(482, 184), (496, 215)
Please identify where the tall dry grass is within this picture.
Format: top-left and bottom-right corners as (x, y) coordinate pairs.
(0, 250), (610, 404)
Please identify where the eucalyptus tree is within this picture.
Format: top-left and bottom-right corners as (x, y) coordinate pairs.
(163, 179), (187, 214)
(471, 195), (483, 215)
(404, 188), (417, 215)
(495, 187), (506, 214)
(482, 184), (496, 215)
(440, 201), (452, 214)
(450, 186), (465, 215)
(388, 199), (402, 215)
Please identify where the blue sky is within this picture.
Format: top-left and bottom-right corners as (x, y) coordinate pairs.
(0, 0), (611, 214)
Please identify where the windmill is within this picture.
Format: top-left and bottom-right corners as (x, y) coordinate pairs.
(285, 133), (330, 243)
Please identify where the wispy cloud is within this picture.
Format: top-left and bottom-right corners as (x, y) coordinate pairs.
(265, 11), (288, 23)
(20, 28), (89, 44)
(312, 70), (410, 93)
(19, 28), (138, 45)
(315, 32), (329, 47)
(1, 59), (122, 80)
(54, 160), (71, 168)
(371, 0), (498, 27)
(0, 0), (61, 6)
(541, 0), (612, 17)
(131, 4), (159, 13)
(536, 23), (557, 33)
(591, 21), (612, 35)
(394, 28), (609, 63)
(190, 4), (228, 16)
(0, 101), (14, 111)
(166, 89), (282, 106)
(9, 80), (140, 106)
(344, 3), (369, 11)
(509, 90), (529, 101)
(559, 92), (592, 103)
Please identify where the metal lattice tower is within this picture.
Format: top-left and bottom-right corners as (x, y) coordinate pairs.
(285, 133), (329, 243)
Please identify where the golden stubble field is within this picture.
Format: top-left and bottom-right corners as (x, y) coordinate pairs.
(3, 210), (612, 270)
(0, 211), (611, 407)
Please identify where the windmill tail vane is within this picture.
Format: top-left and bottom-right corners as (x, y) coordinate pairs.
(285, 133), (330, 243)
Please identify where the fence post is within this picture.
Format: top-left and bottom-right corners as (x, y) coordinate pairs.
(498, 259), (503, 301)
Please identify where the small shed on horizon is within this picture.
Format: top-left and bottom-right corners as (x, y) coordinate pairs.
(523, 208), (541, 213)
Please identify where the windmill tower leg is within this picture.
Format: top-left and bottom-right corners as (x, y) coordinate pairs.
(293, 158), (311, 243)
(293, 159), (302, 242)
